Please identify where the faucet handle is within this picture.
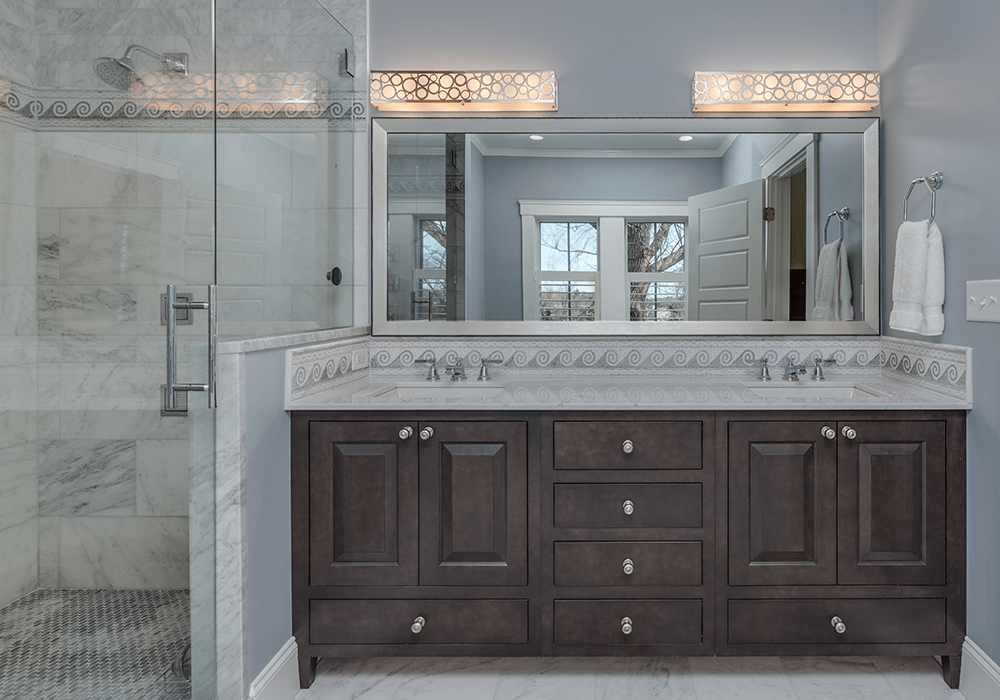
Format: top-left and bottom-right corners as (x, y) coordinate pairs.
(414, 356), (440, 381)
(812, 357), (837, 381)
(755, 358), (772, 381)
(478, 358), (502, 381)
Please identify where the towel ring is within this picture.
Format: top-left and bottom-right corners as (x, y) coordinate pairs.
(824, 207), (849, 244)
(903, 171), (943, 223)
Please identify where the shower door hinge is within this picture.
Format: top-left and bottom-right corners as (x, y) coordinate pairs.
(763, 207), (776, 221)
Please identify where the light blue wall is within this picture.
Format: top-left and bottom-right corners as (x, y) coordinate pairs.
(720, 133), (788, 189)
(880, 0), (1000, 662)
(482, 156), (722, 320)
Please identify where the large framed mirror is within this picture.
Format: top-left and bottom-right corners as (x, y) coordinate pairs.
(372, 117), (879, 336)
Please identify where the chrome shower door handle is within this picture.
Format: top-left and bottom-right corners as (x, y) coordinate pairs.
(163, 284), (218, 415)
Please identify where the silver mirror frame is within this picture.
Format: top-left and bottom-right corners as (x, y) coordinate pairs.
(372, 117), (879, 336)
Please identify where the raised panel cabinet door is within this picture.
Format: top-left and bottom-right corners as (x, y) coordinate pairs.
(308, 422), (418, 586)
(838, 420), (947, 585)
(728, 421), (838, 586)
(419, 421), (529, 586)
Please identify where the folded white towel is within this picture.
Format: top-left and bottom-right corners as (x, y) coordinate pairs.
(889, 219), (945, 336)
(812, 238), (853, 321)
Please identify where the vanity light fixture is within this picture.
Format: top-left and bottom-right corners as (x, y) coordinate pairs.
(692, 71), (879, 113)
(370, 70), (557, 111)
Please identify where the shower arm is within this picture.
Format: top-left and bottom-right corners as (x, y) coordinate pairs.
(123, 45), (186, 72)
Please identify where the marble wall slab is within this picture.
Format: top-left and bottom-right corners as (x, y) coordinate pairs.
(0, 519), (38, 607)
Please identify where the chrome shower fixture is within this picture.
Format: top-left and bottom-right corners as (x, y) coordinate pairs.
(93, 45), (188, 91)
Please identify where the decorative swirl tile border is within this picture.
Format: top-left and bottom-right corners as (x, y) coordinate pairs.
(880, 337), (970, 401)
(0, 77), (366, 131)
(288, 335), (970, 404)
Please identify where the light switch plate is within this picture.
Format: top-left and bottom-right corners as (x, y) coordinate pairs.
(966, 280), (1000, 322)
(352, 347), (370, 370)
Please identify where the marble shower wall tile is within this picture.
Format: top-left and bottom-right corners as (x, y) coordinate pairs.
(37, 285), (138, 336)
(37, 517), (60, 588)
(0, 285), (38, 338)
(35, 133), (139, 208)
(0, 126), (36, 208)
(38, 438), (136, 517)
(0, 435), (38, 530)
(0, 204), (38, 286)
(0, 519), (38, 607)
(57, 515), (189, 588)
(136, 439), (188, 516)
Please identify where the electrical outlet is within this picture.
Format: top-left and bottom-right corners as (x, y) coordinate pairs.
(966, 280), (1000, 323)
(352, 347), (370, 370)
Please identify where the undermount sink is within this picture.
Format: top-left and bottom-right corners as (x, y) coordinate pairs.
(745, 382), (881, 400)
(372, 381), (507, 401)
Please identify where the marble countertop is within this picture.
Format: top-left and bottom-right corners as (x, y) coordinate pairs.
(287, 372), (971, 411)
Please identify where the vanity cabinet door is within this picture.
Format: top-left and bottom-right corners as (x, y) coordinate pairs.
(838, 420), (947, 586)
(728, 421), (838, 586)
(419, 421), (528, 586)
(308, 421), (419, 587)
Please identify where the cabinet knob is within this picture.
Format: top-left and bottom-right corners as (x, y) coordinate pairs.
(821, 426), (836, 440)
(621, 617), (633, 635)
(622, 499), (634, 516)
(831, 616), (846, 634)
(419, 426), (434, 441)
(622, 439), (634, 454)
(398, 426), (413, 440)
(841, 426), (857, 440)
(622, 558), (634, 575)
(411, 616), (425, 634)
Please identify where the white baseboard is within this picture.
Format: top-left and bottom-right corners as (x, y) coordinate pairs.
(248, 637), (299, 700)
(961, 637), (1000, 700)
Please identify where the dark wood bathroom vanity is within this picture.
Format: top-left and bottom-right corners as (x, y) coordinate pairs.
(290, 409), (966, 689)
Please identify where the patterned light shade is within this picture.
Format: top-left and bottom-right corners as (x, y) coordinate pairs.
(692, 71), (879, 113)
(371, 70), (557, 111)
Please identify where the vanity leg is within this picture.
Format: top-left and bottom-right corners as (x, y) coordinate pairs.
(298, 656), (318, 689)
(942, 653), (962, 689)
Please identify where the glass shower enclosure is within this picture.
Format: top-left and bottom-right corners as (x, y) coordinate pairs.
(0, 0), (355, 697)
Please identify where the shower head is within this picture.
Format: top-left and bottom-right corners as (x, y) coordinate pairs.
(93, 45), (188, 91)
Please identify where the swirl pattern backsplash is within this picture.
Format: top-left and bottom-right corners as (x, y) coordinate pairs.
(288, 335), (970, 404)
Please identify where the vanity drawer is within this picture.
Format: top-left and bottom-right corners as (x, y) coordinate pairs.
(727, 598), (947, 645)
(553, 599), (702, 646)
(553, 483), (702, 529)
(553, 421), (702, 470)
(309, 599), (528, 645)
(554, 541), (702, 587)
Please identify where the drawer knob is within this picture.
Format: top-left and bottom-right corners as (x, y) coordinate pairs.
(622, 558), (634, 575)
(622, 439), (634, 454)
(419, 427), (434, 441)
(821, 426), (836, 440)
(842, 425), (857, 440)
(399, 426), (414, 440)
(411, 616), (426, 634)
(621, 616), (633, 635)
(831, 616), (846, 634)
(622, 500), (634, 516)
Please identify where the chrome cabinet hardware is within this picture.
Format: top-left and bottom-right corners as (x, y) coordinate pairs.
(411, 616), (425, 634)
(622, 499), (634, 516)
(622, 439), (634, 454)
(831, 616), (846, 634)
(622, 558), (634, 575)
(477, 358), (502, 381)
(398, 426), (414, 440)
(415, 356), (440, 381)
(163, 284), (216, 416)
(842, 426), (857, 440)
(419, 426), (435, 440)
(621, 617), (633, 635)
(821, 426), (836, 440)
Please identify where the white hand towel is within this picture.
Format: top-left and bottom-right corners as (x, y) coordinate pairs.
(889, 220), (930, 333)
(812, 238), (842, 321)
(920, 221), (945, 335)
(837, 239), (854, 321)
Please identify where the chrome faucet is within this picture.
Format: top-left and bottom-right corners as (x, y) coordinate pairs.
(755, 358), (772, 381)
(478, 358), (502, 381)
(783, 359), (805, 381)
(812, 356), (838, 381)
(414, 355), (440, 381)
(445, 358), (467, 381)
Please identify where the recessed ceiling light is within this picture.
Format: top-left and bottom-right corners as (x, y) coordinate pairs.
(529, 134), (544, 141)
(678, 135), (694, 142)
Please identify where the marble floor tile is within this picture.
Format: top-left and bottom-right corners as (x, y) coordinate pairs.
(780, 656), (893, 700)
(875, 656), (966, 700)
(296, 657), (412, 700)
(494, 657), (596, 700)
(688, 656), (799, 700)
(594, 656), (698, 700)
(389, 657), (503, 700)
